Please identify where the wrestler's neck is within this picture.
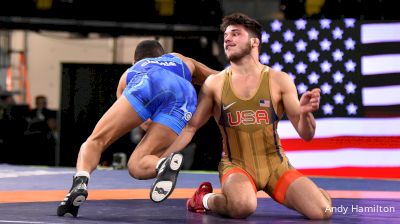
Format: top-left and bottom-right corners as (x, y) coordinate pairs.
(229, 52), (263, 76)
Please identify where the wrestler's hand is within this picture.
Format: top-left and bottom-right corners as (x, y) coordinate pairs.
(299, 88), (321, 113)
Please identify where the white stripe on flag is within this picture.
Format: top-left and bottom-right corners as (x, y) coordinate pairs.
(286, 148), (400, 169)
(361, 54), (400, 75)
(278, 118), (400, 138)
(362, 85), (400, 106)
(361, 22), (400, 44)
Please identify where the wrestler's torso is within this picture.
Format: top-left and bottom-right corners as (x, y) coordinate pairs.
(217, 66), (285, 160)
(205, 66), (292, 190)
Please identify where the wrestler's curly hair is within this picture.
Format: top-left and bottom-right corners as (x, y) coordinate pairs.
(220, 13), (262, 42)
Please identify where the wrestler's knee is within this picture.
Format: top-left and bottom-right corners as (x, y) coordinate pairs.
(228, 199), (257, 219)
(306, 189), (333, 220)
(322, 207), (333, 220)
(81, 140), (104, 153)
(305, 206), (333, 220)
(319, 188), (333, 219)
(127, 160), (146, 180)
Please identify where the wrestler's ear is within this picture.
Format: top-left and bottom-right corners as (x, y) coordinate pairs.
(251, 38), (259, 48)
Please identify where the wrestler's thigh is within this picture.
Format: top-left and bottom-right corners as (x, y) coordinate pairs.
(88, 95), (142, 146)
(285, 176), (331, 218)
(131, 122), (178, 160)
(222, 173), (257, 208)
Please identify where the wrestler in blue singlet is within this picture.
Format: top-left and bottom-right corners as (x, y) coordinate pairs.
(123, 53), (196, 134)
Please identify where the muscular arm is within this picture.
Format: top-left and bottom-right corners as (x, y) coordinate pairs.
(172, 53), (219, 85)
(164, 76), (216, 155)
(116, 70), (129, 98)
(279, 72), (320, 141)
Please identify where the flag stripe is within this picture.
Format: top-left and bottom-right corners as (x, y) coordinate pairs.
(278, 118), (400, 138)
(286, 149), (400, 169)
(364, 105), (400, 118)
(362, 73), (400, 87)
(361, 22), (400, 120)
(360, 42), (400, 56)
(362, 85), (400, 106)
(298, 167), (400, 179)
(361, 22), (400, 44)
(361, 54), (400, 75)
(281, 136), (400, 151)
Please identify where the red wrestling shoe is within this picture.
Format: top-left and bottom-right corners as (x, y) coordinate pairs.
(187, 182), (213, 213)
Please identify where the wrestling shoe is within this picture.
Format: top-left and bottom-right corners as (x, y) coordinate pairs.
(150, 152), (183, 203)
(57, 176), (89, 217)
(187, 182), (213, 213)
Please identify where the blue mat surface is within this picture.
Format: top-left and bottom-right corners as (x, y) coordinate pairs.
(1, 164), (400, 223)
(0, 198), (399, 224)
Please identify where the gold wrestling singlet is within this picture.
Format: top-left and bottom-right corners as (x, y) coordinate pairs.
(218, 66), (301, 200)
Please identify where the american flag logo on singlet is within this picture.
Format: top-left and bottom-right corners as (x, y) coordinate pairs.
(259, 99), (270, 108)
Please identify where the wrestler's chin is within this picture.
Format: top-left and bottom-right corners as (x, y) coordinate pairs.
(226, 53), (241, 63)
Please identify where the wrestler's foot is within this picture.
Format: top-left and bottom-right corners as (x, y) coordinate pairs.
(150, 153), (183, 203)
(187, 182), (213, 213)
(57, 176), (89, 217)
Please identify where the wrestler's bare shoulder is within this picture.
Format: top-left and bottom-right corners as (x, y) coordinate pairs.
(204, 70), (226, 87)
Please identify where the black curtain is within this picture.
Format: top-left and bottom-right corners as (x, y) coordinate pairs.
(173, 37), (224, 171)
(60, 63), (133, 167)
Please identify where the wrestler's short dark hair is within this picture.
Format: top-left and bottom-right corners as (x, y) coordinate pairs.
(220, 13), (262, 42)
(134, 40), (165, 62)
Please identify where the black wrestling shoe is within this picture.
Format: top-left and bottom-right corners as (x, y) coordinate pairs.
(57, 176), (89, 217)
(150, 153), (184, 203)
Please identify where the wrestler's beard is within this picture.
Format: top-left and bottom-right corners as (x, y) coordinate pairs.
(226, 42), (252, 63)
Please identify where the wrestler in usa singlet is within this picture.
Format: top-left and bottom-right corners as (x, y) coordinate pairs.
(218, 66), (302, 202)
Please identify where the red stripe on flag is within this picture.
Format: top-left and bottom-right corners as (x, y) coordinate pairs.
(299, 167), (400, 179)
(281, 136), (400, 151)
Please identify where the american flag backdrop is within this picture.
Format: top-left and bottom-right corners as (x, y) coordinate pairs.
(261, 19), (400, 178)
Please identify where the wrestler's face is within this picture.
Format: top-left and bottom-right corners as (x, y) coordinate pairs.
(224, 25), (252, 62)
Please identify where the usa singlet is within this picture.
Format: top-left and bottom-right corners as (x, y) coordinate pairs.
(218, 66), (302, 202)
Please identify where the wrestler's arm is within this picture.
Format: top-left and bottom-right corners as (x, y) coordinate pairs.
(163, 76), (216, 155)
(172, 53), (219, 85)
(280, 72), (320, 141)
(116, 70), (129, 98)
